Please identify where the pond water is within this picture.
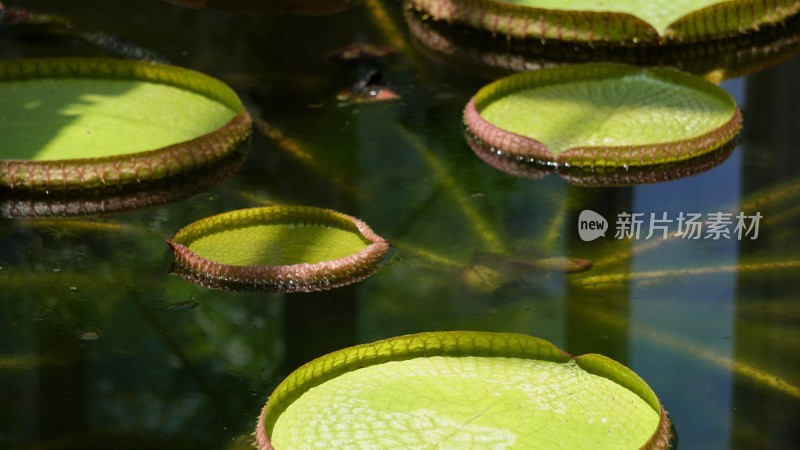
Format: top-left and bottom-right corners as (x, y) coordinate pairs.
(1, 1), (799, 449)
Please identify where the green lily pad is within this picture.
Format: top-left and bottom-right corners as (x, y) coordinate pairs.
(406, 5), (800, 81)
(0, 58), (251, 193)
(168, 205), (389, 292)
(465, 63), (741, 169)
(409, 0), (800, 45)
(255, 331), (671, 449)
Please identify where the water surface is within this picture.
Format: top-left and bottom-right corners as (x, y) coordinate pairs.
(1, 1), (799, 449)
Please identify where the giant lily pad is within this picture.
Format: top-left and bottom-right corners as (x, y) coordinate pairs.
(408, 0), (800, 45)
(255, 331), (672, 449)
(168, 206), (389, 292)
(0, 58), (251, 193)
(465, 63), (741, 170)
(406, 5), (800, 81)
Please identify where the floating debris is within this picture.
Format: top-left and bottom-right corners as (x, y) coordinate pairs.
(462, 251), (593, 294)
(76, 329), (101, 341)
(336, 68), (401, 105)
(166, 300), (199, 311)
(328, 43), (397, 64)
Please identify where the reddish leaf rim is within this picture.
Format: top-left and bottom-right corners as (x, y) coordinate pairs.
(255, 331), (672, 450)
(168, 206), (390, 293)
(464, 63), (742, 169)
(465, 128), (739, 187)
(0, 58), (252, 193)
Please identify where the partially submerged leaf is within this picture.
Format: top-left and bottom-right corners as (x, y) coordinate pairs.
(0, 6), (167, 62)
(256, 331), (671, 449)
(168, 206), (389, 292)
(0, 58), (251, 193)
(465, 63), (741, 170)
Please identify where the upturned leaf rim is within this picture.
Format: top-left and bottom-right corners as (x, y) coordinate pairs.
(255, 331), (671, 450)
(168, 205), (389, 293)
(408, 0), (800, 45)
(464, 63), (742, 169)
(0, 58), (252, 193)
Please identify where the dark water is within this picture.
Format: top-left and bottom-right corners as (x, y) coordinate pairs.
(1, 1), (799, 449)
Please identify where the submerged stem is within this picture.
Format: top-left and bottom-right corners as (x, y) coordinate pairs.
(395, 124), (507, 254)
(255, 118), (356, 195)
(579, 306), (800, 400)
(573, 260), (800, 289)
(364, 0), (429, 78)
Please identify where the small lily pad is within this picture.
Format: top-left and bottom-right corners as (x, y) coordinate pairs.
(409, 0), (800, 45)
(255, 331), (671, 449)
(168, 206), (389, 292)
(0, 58), (251, 193)
(465, 63), (741, 170)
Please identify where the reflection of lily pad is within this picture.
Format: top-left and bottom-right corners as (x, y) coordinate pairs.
(1, 145), (247, 219)
(256, 331), (671, 449)
(465, 63), (741, 170)
(409, 0), (800, 45)
(466, 128), (739, 186)
(0, 58), (251, 193)
(168, 206), (389, 292)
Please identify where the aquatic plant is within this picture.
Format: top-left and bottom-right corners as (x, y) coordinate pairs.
(464, 63), (741, 170)
(0, 5), (168, 62)
(408, 0), (800, 46)
(405, 4), (800, 81)
(256, 331), (671, 449)
(0, 58), (251, 194)
(168, 205), (389, 292)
